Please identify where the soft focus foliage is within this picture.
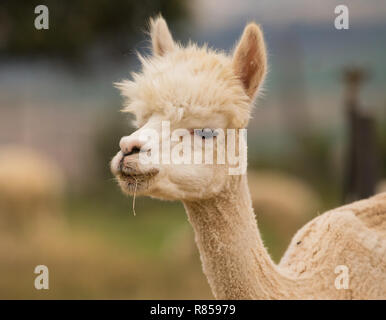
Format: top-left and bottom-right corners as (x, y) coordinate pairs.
(0, 0), (187, 61)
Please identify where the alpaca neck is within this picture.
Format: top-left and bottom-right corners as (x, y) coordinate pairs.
(183, 174), (292, 299)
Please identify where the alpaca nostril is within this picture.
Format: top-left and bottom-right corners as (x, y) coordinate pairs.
(124, 146), (141, 156)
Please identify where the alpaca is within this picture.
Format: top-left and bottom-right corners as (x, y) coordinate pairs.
(111, 16), (386, 299)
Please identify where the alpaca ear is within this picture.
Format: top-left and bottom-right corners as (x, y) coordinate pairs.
(232, 23), (267, 99)
(150, 15), (174, 56)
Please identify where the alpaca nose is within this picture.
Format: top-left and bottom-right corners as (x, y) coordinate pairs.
(119, 136), (143, 156)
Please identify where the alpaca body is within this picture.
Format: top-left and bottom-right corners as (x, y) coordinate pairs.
(185, 174), (386, 299)
(111, 16), (386, 299)
(280, 192), (386, 299)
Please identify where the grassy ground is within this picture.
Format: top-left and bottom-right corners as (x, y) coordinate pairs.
(0, 166), (340, 299)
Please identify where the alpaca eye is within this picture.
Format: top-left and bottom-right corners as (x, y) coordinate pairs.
(194, 129), (218, 139)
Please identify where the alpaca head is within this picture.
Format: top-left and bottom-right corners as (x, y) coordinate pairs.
(111, 16), (267, 201)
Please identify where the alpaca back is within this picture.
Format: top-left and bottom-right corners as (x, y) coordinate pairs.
(338, 192), (386, 235)
(278, 193), (386, 299)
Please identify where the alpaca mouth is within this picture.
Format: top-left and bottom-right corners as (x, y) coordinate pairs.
(119, 171), (156, 183)
(118, 168), (159, 188)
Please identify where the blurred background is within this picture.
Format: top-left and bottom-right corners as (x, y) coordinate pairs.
(0, 0), (385, 299)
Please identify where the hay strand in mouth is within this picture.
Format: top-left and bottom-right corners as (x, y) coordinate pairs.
(132, 175), (138, 216)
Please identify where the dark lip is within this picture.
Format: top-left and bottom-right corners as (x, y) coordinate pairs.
(118, 169), (159, 183)
(119, 173), (146, 182)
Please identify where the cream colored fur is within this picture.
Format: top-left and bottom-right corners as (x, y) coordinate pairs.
(111, 16), (386, 299)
